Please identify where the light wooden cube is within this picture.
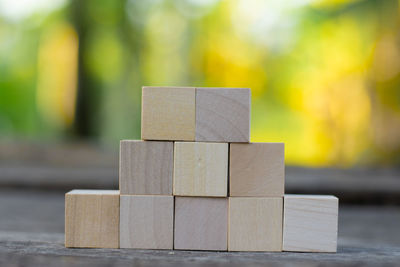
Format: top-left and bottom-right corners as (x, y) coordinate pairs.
(120, 195), (174, 249)
(119, 140), (173, 195)
(283, 195), (338, 253)
(141, 86), (196, 141)
(230, 142), (284, 197)
(65, 190), (119, 248)
(173, 142), (228, 197)
(196, 87), (250, 142)
(228, 197), (283, 252)
(174, 197), (228, 251)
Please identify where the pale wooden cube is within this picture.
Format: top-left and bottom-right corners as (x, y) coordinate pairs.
(141, 86), (196, 141)
(228, 197), (283, 252)
(195, 87), (250, 142)
(65, 190), (119, 248)
(173, 142), (228, 197)
(119, 140), (173, 195)
(229, 142), (284, 197)
(174, 197), (228, 251)
(283, 195), (338, 253)
(120, 195), (174, 249)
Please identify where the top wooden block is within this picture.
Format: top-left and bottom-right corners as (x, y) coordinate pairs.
(141, 87), (250, 142)
(196, 88), (250, 142)
(141, 87), (196, 141)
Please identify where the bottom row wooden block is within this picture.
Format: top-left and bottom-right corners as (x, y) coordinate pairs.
(283, 195), (338, 252)
(229, 197), (283, 251)
(65, 191), (338, 252)
(65, 190), (120, 248)
(120, 195), (174, 249)
(175, 197), (228, 250)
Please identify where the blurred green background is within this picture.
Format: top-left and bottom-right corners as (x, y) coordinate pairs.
(1, 0), (400, 167)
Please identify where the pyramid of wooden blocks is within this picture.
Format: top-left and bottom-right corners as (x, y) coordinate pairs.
(65, 86), (338, 253)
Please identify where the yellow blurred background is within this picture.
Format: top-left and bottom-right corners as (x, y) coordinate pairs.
(0, 0), (399, 167)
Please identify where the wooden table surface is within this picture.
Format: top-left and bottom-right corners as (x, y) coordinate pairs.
(1, 189), (399, 267)
(1, 143), (399, 266)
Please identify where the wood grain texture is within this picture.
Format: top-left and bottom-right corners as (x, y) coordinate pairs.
(283, 195), (338, 253)
(120, 195), (173, 249)
(173, 142), (228, 197)
(141, 86), (195, 141)
(230, 143), (284, 197)
(174, 197), (228, 251)
(228, 197), (283, 252)
(195, 88), (250, 142)
(119, 140), (173, 195)
(65, 190), (119, 248)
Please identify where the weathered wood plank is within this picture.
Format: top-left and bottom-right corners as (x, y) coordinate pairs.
(1, 190), (400, 266)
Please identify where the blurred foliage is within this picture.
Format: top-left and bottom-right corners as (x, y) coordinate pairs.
(0, 0), (400, 167)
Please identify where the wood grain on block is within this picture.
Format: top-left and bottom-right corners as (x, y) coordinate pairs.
(173, 142), (228, 197)
(283, 195), (338, 253)
(141, 86), (195, 141)
(228, 197), (283, 252)
(65, 190), (119, 248)
(230, 143), (284, 197)
(119, 140), (173, 195)
(174, 197), (228, 251)
(195, 88), (250, 142)
(120, 195), (173, 249)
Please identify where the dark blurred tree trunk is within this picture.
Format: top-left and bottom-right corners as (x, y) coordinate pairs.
(69, 0), (100, 138)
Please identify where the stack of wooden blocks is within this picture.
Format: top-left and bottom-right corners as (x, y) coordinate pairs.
(65, 87), (338, 252)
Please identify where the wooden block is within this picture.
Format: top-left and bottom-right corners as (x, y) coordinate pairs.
(195, 88), (250, 142)
(141, 86), (196, 141)
(119, 140), (173, 195)
(228, 197), (283, 251)
(230, 143), (284, 197)
(174, 197), (228, 251)
(120, 195), (174, 249)
(283, 195), (338, 252)
(173, 142), (228, 197)
(65, 190), (119, 248)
